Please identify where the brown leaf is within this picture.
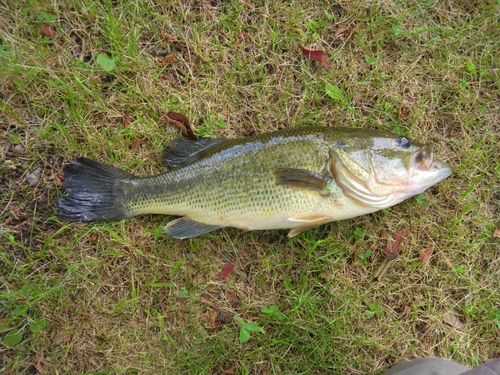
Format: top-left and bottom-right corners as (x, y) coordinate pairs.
(131, 138), (140, 151)
(33, 353), (46, 374)
(372, 259), (396, 282)
(443, 312), (465, 330)
(226, 291), (240, 308)
(163, 33), (178, 42)
(493, 226), (500, 239)
(333, 26), (354, 39)
(207, 310), (219, 328)
(164, 112), (197, 140)
(217, 310), (233, 323)
(219, 261), (235, 279)
(300, 46), (332, 68)
(158, 55), (177, 67)
(55, 174), (63, 188)
(259, 236), (270, 246)
(52, 331), (71, 345)
(199, 297), (219, 310)
(418, 247), (433, 263)
(384, 227), (409, 260)
(40, 24), (56, 38)
(353, 246), (361, 263)
(123, 112), (132, 128)
(202, 0), (220, 10)
(221, 366), (236, 375)
(9, 204), (20, 221)
(399, 103), (411, 122)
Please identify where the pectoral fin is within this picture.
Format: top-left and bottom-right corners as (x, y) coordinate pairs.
(164, 217), (221, 239)
(275, 168), (331, 196)
(287, 214), (333, 237)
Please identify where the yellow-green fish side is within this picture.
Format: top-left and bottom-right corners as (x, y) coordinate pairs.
(56, 127), (452, 238)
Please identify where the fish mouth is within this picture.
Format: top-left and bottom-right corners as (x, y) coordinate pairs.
(410, 144), (452, 177)
(411, 144), (436, 171)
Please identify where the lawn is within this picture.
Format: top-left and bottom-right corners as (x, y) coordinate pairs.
(1, 1), (499, 374)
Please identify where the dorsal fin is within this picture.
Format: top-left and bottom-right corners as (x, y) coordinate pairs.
(163, 137), (228, 167)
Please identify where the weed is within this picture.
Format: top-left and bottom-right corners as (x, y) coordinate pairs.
(358, 248), (373, 263)
(261, 305), (284, 322)
(96, 53), (118, 72)
(365, 302), (382, 319)
(234, 317), (265, 343)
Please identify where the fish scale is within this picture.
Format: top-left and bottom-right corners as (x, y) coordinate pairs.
(126, 129), (341, 227)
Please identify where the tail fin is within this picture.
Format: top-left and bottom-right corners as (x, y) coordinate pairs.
(56, 157), (135, 222)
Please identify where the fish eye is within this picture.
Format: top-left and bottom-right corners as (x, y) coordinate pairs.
(396, 136), (411, 148)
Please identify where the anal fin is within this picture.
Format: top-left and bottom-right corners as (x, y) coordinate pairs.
(164, 217), (221, 239)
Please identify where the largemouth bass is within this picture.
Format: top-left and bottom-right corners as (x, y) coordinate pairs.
(56, 127), (452, 238)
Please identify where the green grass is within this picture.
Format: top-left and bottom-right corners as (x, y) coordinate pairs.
(1, 0), (499, 374)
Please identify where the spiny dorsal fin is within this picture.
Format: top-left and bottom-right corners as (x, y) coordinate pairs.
(275, 168), (331, 196)
(163, 137), (228, 167)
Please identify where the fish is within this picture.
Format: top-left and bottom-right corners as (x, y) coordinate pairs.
(55, 127), (452, 239)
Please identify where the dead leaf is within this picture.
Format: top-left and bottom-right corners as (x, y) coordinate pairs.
(493, 226), (500, 238)
(202, 0), (220, 10)
(55, 174), (63, 188)
(300, 46), (332, 68)
(199, 297), (219, 309)
(372, 259), (396, 281)
(158, 55), (177, 67)
(236, 31), (248, 45)
(221, 366), (236, 375)
(221, 365), (236, 375)
(419, 247), (433, 263)
(33, 353), (46, 374)
(131, 138), (140, 151)
(259, 236), (270, 246)
(163, 33), (178, 42)
(52, 331), (71, 345)
(333, 26), (354, 39)
(40, 24), (56, 38)
(9, 204), (20, 220)
(123, 112), (132, 128)
(217, 310), (233, 323)
(226, 291), (240, 308)
(353, 246), (361, 263)
(164, 112), (197, 140)
(399, 103), (411, 122)
(219, 261), (235, 279)
(443, 312), (465, 330)
(384, 227), (409, 260)
(207, 310), (219, 328)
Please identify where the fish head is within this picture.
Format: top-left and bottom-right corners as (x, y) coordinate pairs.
(329, 132), (452, 208)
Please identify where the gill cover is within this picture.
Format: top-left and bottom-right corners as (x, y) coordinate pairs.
(329, 134), (450, 208)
